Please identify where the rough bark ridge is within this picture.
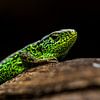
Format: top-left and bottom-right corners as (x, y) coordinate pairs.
(0, 58), (100, 100)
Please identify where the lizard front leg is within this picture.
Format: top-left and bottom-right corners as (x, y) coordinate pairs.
(19, 52), (58, 67)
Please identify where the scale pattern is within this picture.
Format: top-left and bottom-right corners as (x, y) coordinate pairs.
(0, 29), (77, 84)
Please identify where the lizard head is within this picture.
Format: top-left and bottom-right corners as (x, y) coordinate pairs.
(25, 29), (77, 61)
(50, 29), (77, 40)
(50, 29), (77, 46)
(47, 29), (77, 59)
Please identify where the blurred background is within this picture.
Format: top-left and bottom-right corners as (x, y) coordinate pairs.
(0, 0), (100, 60)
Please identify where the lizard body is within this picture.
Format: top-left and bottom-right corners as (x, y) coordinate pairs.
(0, 29), (77, 84)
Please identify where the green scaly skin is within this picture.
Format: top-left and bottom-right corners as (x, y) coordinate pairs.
(0, 29), (77, 84)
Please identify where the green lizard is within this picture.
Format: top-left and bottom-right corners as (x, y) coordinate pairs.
(0, 29), (77, 84)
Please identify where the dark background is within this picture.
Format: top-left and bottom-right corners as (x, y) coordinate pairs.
(0, 0), (100, 60)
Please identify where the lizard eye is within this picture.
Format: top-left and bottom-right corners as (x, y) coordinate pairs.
(51, 32), (58, 40)
(51, 35), (58, 40)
